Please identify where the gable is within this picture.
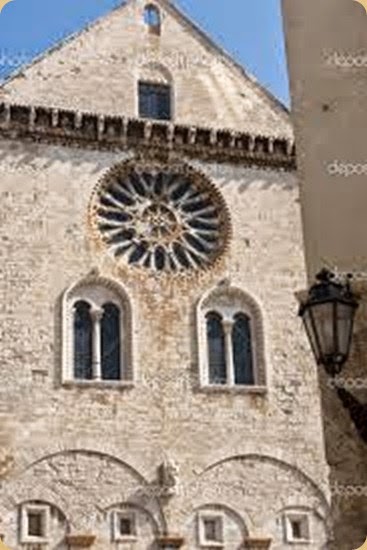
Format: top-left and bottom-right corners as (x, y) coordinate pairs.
(0, 0), (292, 138)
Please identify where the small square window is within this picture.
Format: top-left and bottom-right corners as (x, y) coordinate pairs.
(138, 81), (171, 121)
(112, 510), (137, 542)
(119, 517), (133, 536)
(284, 513), (311, 543)
(198, 513), (224, 547)
(21, 504), (49, 544)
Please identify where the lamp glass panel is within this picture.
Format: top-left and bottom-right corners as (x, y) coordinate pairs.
(336, 302), (355, 359)
(310, 302), (335, 359)
(302, 308), (321, 362)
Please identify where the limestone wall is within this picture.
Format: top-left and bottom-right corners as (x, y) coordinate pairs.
(0, 137), (330, 548)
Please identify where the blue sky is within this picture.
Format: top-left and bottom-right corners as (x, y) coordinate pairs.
(0, 0), (290, 105)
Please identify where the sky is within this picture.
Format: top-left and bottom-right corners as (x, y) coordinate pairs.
(0, 0), (290, 105)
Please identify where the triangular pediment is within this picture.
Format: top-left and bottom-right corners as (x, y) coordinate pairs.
(0, 0), (292, 138)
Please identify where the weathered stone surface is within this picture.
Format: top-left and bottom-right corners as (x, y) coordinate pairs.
(0, 1), (330, 548)
(0, 136), (330, 548)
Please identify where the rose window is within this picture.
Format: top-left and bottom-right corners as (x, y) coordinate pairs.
(89, 161), (231, 274)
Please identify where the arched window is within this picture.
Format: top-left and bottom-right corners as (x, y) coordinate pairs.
(62, 276), (133, 385)
(101, 302), (121, 380)
(198, 285), (266, 388)
(73, 301), (93, 380)
(144, 4), (161, 33)
(232, 313), (254, 385)
(206, 312), (226, 385)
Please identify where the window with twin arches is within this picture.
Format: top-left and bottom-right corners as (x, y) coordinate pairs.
(197, 284), (267, 389)
(205, 311), (254, 385)
(62, 277), (266, 390)
(62, 275), (133, 385)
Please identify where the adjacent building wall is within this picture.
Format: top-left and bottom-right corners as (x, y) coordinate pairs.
(282, 1), (367, 547)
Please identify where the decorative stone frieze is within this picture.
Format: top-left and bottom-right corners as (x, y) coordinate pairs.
(156, 535), (185, 548)
(158, 457), (180, 498)
(0, 102), (296, 170)
(65, 534), (96, 548)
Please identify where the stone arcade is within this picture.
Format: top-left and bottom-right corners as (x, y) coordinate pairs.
(0, 0), (331, 548)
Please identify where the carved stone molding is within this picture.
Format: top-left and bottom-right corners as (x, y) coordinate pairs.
(158, 458), (180, 498)
(156, 535), (185, 548)
(0, 449), (14, 479)
(243, 537), (272, 549)
(0, 102), (296, 170)
(65, 534), (96, 548)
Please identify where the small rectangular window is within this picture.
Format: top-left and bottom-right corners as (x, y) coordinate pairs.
(113, 510), (137, 541)
(139, 82), (171, 121)
(119, 517), (133, 536)
(28, 511), (44, 537)
(21, 504), (50, 544)
(204, 519), (220, 541)
(199, 513), (224, 547)
(284, 513), (311, 543)
(291, 520), (302, 539)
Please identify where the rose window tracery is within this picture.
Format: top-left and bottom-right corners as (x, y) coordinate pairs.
(89, 161), (231, 274)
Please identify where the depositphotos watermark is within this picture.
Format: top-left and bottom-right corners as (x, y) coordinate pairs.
(326, 160), (367, 177)
(324, 50), (367, 68)
(331, 482), (367, 498)
(328, 377), (367, 390)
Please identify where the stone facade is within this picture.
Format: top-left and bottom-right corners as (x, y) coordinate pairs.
(0, 1), (330, 548)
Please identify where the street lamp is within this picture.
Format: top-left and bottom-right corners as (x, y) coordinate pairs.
(298, 269), (358, 376)
(298, 269), (367, 444)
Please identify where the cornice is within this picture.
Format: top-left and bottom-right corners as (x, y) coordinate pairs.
(0, 102), (296, 170)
